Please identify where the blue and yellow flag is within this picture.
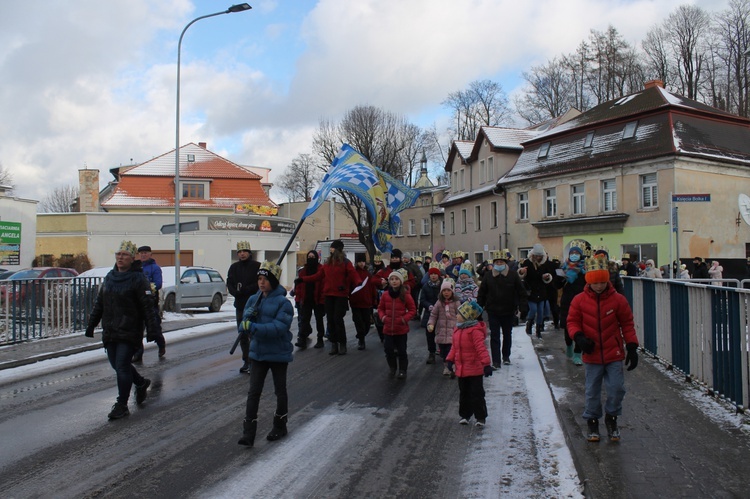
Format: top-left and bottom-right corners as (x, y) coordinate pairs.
(302, 144), (419, 252)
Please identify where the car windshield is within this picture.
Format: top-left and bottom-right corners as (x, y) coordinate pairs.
(10, 269), (43, 280)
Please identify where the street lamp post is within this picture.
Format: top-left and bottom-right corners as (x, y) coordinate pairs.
(174, 3), (251, 312)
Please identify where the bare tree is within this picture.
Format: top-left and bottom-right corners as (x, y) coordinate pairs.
(39, 185), (79, 213)
(276, 153), (323, 202)
(666, 5), (712, 100)
(515, 57), (576, 125)
(643, 24), (675, 87)
(442, 79), (510, 140)
(712, 0), (750, 116)
(586, 26), (642, 104)
(0, 163), (13, 188)
(562, 42), (594, 112)
(312, 105), (423, 258)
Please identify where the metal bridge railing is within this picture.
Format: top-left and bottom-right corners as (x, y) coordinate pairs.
(625, 277), (750, 410)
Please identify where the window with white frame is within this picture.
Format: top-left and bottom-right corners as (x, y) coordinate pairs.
(641, 173), (658, 208)
(440, 219), (445, 235)
(461, 209), (467, 233)
(490, 201), (498, 228)
(518, 192), (529, 220)
(545, 188), (557, 217)
(422, 218), (430, 235)
(487, 156), (494, 181)
(584, 131), (595, 148)
(474, 205), (482, 231)
(460, 169), (465, 190)
(450, 212), (455, 235)
(623, 121), (638, 139)
(571, 184), (585, 215)
(602, 178), (617, 212)
(408, 219), (416, 236)
(395, 222), (403, 237)
(479, 160), (485, 184)
(538, 142), (550, 158)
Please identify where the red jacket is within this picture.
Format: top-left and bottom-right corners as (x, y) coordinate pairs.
(293, 265), (325, 305)
(446, 322), (491, 377)
(302, 258), (362, 298)
(374, 265), (415, 293)
(377, 288), (416, 336)
(348, 267), (377, 308)
(566, 283), (638, 365)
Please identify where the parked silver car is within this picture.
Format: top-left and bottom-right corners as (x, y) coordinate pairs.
(160, 266), (227, 313)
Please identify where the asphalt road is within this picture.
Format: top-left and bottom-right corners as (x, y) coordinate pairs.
(0, 317), (578, 498)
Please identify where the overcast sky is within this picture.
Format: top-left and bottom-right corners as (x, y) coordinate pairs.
(0, 0), (727, 204)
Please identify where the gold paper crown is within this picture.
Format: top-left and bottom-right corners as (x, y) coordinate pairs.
(258, 260), (282, 281)
(457, 300), (483, 321)
(568, 239), (591, 257)
(460, 261), (474, 273)
(490, 250), (505, 261)
(585, 255), (609, 273)
(237, 241), (252, 251)
(452, 250), (465, 259)
(621, 253), (631, 260)
(425, 252), (433, 259)
(441, 250), (450, 259)
(118, 240), (137, 256)
(429, 261), (444, 270)
(414, 255), (423, 262)
(373, 253), (382, 263)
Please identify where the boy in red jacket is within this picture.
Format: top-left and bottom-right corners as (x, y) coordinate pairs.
(567, 255), (639, 442)
(446, 300), (493, 427)
(377, 268), (416, 380)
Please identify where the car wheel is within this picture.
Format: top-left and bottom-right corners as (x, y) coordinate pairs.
(164, 293), (176, 312)
(209, 293), (222, 312)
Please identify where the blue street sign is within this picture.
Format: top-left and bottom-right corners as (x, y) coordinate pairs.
(672, 194), (711, 202)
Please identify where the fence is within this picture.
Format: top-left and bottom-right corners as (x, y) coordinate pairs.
(624, 277), (750, 410)
(0, 276), (102, 344)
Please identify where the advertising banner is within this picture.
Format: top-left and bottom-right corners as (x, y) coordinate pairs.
(207, 216), (296, 234)
(0, 221), (21, 265)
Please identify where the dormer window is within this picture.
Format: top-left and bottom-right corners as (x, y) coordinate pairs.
(187, 154), (195, 162)
(584, 131), (595, 148)
(538, 142), (550, 159)
(622, 121), (638, 140)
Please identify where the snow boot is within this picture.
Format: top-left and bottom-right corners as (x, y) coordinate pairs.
(266, 413), (288, 441)
(525, 320), (533, 335)
(238, 419), (257, 447)
(108, 403), (129, 420)
(338, 342), (347, 355)
(586, 418), (600, 442)
(426, 352), (435, 364)
(328, 342), (339, 355)
(605, 414), (621, 441)
(572, 352), (583, 366)
(387, 357), (398, 378)
(535, 324), (543, 339)
(294, 337), (308, 349)
(566, 344), (574, 358)
(239, 361), (250, 373)
(135, 378), (151, 405)
(357, 339), (366, 350)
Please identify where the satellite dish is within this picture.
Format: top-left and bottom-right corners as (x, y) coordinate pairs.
(739, 194), (750, 226)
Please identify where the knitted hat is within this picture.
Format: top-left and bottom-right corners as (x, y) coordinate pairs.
(355, 254), (367, 263)
(388, 268), (408, 283)
(330, 239), (344, 251)
(440, 278), (455, 292)
(428, 267), (441, 276)
(402, 252), (412, 260)
(460, 261), (474, 275)
(530, 243), (546, 256)
(457, 300), (483, 321)
(585, 256), (610, 284)
(118, 240), (137, 257)
(257, 261), (282, 288)
(137, 245), (152, 253)
(693, 256), (703, 263)
(568, 246), (584, 257)
(237, 241), (252, 252)
(390, 248), (402, 259)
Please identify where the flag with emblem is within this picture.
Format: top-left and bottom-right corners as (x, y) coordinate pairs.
(302, 144), (419, 252)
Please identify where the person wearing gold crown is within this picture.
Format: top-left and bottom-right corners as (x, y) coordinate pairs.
(567, 254), (639, 442)
(377, 268), (417, 379)
(237, 261), (294, 447)
(227, 241), (261, 373)
(85, 240), (161, 420)
(446, 300), (493, 427)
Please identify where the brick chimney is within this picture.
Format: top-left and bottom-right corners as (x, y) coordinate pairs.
(644, 79), (664, 90)
(78, 169), (100, 212)
(198, 142), (207, 149)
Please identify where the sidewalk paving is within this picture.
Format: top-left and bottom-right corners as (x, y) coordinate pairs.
(2, 321), (749, 498)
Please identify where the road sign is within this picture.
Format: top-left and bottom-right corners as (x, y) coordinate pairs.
(672, 194), (711, 202)
(160, 221), (200, 234)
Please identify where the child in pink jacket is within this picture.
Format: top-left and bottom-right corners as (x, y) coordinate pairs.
(446, 300), (493, 426)
(427, 278), (461, 377)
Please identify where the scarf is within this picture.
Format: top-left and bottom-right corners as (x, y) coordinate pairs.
(562, 258), (585, 284)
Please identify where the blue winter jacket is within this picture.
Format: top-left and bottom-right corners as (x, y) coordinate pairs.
(141, 258), (163, 290)
(243, 284), (294, 363)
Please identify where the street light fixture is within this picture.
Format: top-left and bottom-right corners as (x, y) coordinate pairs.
(173, 3), (251, 312)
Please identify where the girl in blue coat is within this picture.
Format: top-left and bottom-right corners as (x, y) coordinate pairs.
(238, 261), (294, 447)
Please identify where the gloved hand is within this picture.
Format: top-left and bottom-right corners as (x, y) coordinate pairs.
(483, 365), (494, 377)
(294, 278), (303, 285)
(573, 332), (595, 354)
(625, 343), (639, 371)
(446, 361), (454, 372)
(427, 324), (434, 333)
(239, 320), (253, 333)
(85, 326), (95, 338)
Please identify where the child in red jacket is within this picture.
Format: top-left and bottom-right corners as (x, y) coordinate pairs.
(377, 268), (416, 380)
(567, 255), (639, 442)
(446, 300), (493, 427)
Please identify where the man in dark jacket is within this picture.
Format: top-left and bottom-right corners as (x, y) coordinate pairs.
(692, 257), (709, 279)
(519, 244), (556, 338)
(619, 253), (638, 277)
(227, 241), (261, 373)
(477, 250), (528, 368)
(86, 240), (161, 420)
(132, 245), (166, 361)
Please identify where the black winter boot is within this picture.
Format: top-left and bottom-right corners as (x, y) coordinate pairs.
(586, 418), (600, 442)
(329, 343), (339, 355)
(238, 419), (257, 446)
(387, 357), (397, 378)
(535, 324), (543, 339)
(338, 342), (347, 355)
(605, 414), (621, 441)
(266, 413), (288, 441)
(525, 320), (533, 335)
